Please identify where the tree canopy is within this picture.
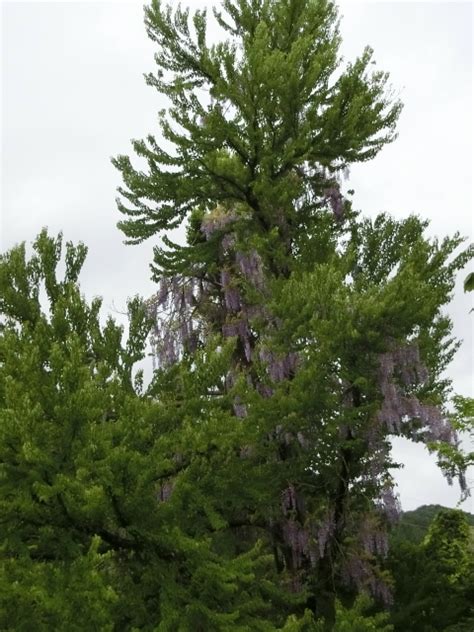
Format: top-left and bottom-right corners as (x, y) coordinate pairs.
(388, 509), (474, 632)
(112, 0), (472, 622)
(1, 0), (473, 629)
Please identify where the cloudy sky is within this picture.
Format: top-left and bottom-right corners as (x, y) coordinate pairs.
(1, 1), (473, 511)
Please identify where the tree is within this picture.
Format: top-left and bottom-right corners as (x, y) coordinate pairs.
(321, 594), (393, 632)
(0, 231), (312, 630)
(390, 504), (474, 546)
(434, 395), (474, 484)
(388, 509), (474, 631)
(112, 0), (472, 625)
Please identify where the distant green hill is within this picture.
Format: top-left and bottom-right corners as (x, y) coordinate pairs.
(392, 504), (474, 544)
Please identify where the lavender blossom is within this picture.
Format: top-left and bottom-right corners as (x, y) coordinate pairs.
(341, 555), (370, 589)
(392, 344), (429, 386)
(243, 336), (252, 361)
(373, 531), (389, 557)
(149, 275), (203, 367)
(225, 371), (236, 390)
(221, 269), (241, 312)
(222, 319), (247, 339)
(158, 480), (174, 502)
(233, 398), (247, 418)
(324, 185), (344, 220)
(342, 554), (393, 605)
(296, 431), (309, 449)
(317, 510), (336, 558)
(257, 383), (273, 398)
(157, 277), (169, 305)
(260, 348), (298, 382)
(183, 282), (195, 307)
(376, 345), (456, 448)
(359, 519), (389, 557)
(281, 485), (298, 513)
(372, 579), (394, 607)
(379, 486), (401, 524)
(221, 232), (236, 252)
(282, 519), (310, 569)
(201, 207), (237, 239)
(236, 250), (265, 291)
(186, 331), (199, 353)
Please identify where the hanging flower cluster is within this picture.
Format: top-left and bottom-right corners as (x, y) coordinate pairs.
(149, 202), (280, 386)
(359, 517), (389, 558)
(158, 480), (174, 502)
(376, 344), (455, 444)
(341, 555), (393, 606)
(324, 184), (345, 220)
(282, 519), (312, 570)
(233, 396), (247, 418)
(201, 205), (238, 239)
(220, 248), (267, 365)
(280, 485), (317, 570)
(220, 268), (241, 312)
(222, 318), (252, 362)
(259, 348), (299, 383)
(338, 505), (393, 604)
(146, 275), (202, 367)
(236, 249), (266, 292)
(279, 487), (353, 573)
(316, 509), (336, 559)
(377, 485), (402, 524)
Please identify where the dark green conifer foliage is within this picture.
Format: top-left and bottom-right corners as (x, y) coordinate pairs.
(388, 509), (474, 632)
(2, 1), (472, 630)
(113, 0), (401, 269)
(112, 0), (473, 626)
(0, 231), (311, 630)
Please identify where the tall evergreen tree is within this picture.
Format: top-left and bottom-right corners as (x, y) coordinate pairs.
(113, 0), (472, 624)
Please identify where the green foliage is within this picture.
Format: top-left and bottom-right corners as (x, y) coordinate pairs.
(388, 509), (474, 632)
(110, 0), (472, 625)
(429, 395), (474, 486)
(282, 595), (394, 632)
(2, 0), (473, 629)
(311, 594), (393, 632)
(463, 271), (474, 292)
(391, 504), (474, 545)
(113, 0), (401, 262)
(0, 537), (117, 632)
(423, 509), (472, 585)
(0, 231), (300, 630)
(330, 595), (393, 632)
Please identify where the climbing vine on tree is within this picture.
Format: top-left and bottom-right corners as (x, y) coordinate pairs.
(1, 1), (472, 630)
(112, 0), (473, 624)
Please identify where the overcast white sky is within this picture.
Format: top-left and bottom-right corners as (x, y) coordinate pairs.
(1, 1), (473, 512)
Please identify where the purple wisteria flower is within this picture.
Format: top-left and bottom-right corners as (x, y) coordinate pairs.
(236, 250), (265, 291)
(259, 348), (298, 382)
(147, 275), (202, 367)
(221, 269), (241, 312)
(233, 398), (247, 418)
(379, 486), (401, 524)
(317, 509), (336, 559)
(201, 207), (237, 239)
(376, 344), (457, 446)
(324, 185), (344, 220)
(158, 480), (174, 502)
